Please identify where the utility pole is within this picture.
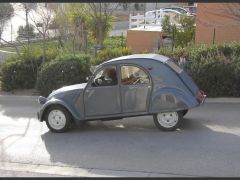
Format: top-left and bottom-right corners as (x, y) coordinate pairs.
(212, 27), (216, 44)
(24, 3), (30, 45)
(155, 2), (157, 24)
(11, 23), (13, 42)
(144, 3), (146, 29)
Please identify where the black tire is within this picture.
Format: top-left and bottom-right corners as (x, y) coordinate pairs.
(45, 105), (73, 133)
(181, 109), (188, 117)
(153, 111), (183, 131)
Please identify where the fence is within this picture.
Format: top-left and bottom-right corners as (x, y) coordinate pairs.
(129, 10), (168, 29)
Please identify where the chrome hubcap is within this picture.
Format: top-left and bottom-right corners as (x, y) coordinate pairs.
(48, 110), (66, 130)
(157, 112), (178, 128)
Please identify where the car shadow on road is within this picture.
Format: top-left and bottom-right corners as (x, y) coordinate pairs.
(40, 114), (240, 176)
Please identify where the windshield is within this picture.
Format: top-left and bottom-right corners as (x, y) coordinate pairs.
(90, 65), (100, 74)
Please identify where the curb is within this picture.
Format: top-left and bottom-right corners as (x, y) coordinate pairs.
(0, 95), (38, 102)
(205, 98), (240, 103)
(0, 161), (197, 177)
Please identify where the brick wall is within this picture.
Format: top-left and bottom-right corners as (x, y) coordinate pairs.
(195, 3), (240, 44)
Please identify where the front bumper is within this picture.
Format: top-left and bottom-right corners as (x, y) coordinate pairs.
(37, 96), (46, 121)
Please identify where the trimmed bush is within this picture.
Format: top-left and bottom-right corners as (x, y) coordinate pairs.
(157, 43), (240, 97)
(188, 53), (240, 97)
(93, 47), (132, 65)
(54, 53), (92, 63)
(36, 56), (91, 96)
(0, 61), (36, 91)
(103, 36), (126, 48)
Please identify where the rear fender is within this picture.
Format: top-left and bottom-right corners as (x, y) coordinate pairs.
(149, 87), (199, 113)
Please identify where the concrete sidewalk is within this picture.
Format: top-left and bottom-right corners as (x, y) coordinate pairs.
(0, 161), (196, 177)
(1, 95), (240, 103)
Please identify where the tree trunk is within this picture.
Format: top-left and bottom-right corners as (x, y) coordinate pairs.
(98, 21), (104, 48)
(42, 34), (46, 64)
(72, 26), (77, 56)
(83, 23), (87, 53)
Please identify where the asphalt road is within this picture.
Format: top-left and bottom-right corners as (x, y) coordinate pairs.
(0, 95), (240, 177)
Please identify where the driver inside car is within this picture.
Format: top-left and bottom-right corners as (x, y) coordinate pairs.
(94, 67), (118, 86)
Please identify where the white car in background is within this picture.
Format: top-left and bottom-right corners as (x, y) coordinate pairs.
(145, 6), (191, 19)
(161, 7), (191, 15)
(145, 7), (190, 25)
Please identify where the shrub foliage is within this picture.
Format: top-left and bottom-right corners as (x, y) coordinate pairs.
(93, 47), (132, 65)
(36, 54), (91, 96)
(0, 61), (36, 91)
(157, 43), (240, 97)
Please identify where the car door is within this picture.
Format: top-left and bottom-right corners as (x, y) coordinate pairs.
(84, 65), (121, 117)
(120, 64), (152, 113)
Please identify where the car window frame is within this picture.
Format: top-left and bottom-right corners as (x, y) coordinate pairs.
(119, 63), (152, 86)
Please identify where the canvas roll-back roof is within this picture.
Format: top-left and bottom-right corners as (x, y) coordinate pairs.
(102, 54), (170, 65)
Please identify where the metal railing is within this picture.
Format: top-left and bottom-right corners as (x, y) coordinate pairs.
(129, 11), (167, 29)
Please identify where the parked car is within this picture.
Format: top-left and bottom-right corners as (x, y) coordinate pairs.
(145, 7), (191, 24)
(161, 6), (191, 15)
(37, 54), (206, 133)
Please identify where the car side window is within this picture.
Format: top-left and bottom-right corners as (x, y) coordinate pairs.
(121, 65), (150, 85)
(91, 66), (118, 87)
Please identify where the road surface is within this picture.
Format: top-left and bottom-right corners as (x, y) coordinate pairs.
(0, 95), (240, 177)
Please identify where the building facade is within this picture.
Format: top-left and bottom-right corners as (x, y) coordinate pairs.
(195, 3), (240, 44)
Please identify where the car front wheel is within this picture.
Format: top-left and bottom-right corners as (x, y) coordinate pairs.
(45, 105), (72, 133)
(153, 111), (183, 131)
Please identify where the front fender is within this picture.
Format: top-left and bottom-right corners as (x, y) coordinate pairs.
(149, 87), (199, 113)
(39, 98), (81, 122)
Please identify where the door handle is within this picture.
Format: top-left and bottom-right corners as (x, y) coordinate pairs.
(129, 86), (138, 89)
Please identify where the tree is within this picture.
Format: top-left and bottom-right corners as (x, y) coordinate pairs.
(121, 3), (128, 11)
(21, 3), (37, 44)
(53, 3), (71, 49)
(134, 3), (140, 11)
(0, 4), (21, 57)
(0, 3), (14, 41)
(29, 3), (54, 64)
(162, 14), (195, 48)
(87, 3), (119, 48)
(17, 24), (36, 39)
(65, 3), (89, 54)
(54, 3), (119, 52)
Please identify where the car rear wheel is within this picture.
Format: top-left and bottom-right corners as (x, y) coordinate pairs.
(45, 105), (72, 133)
(153, 111), (183, 131)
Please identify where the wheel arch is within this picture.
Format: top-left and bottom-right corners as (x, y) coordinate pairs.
(149, 87), (199, 113)
(40, 99), (80, 123)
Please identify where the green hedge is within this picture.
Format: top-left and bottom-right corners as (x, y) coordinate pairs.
(0, 61), (36, 91)
(36, 55), (91, 96)
(92, 47), (132, 65)
(157, 43), (240, 63)
(157, 43), (240, 97)
(188, 53), (240, 97)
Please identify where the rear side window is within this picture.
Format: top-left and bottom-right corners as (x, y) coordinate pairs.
(121, 65), (150, 85)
